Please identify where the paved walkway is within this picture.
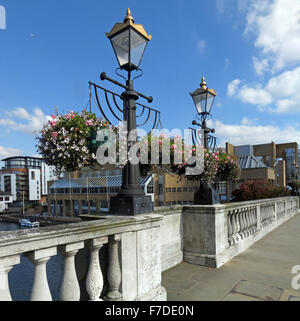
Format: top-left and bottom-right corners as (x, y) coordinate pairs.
(162, 214), (300, 301)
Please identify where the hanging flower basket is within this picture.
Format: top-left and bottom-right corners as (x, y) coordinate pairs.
(215, 150), (241, 182)
(36, 110), (118, 173)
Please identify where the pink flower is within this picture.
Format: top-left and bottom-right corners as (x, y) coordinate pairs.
(171, 144), (177, 150)
(85, 120), (93, 126)
(51, 132), (58, 139)
(50, 120), (57, 127)
(51, 114), (56, 119)
(230, 159), (234, 163)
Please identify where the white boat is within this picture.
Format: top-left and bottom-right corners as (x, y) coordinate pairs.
(18, 219), (40, 228)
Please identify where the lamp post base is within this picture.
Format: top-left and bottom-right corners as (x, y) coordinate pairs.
(194, 183), (220, 205)
(109, 194), (154, 216)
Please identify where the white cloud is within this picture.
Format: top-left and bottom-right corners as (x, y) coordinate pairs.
(197, 40), (206, 54)
(227, 79), (241, 96)
(252, 56), (269, 75)
(211, 119), (300, 146)
(8, 107), (31, 120)
(227, 66), (300, 113)
(0, 107), (51, 134)
(227, 78), (272, 105)
(0, 146), (23, 159)
(246, 0), (300, 73)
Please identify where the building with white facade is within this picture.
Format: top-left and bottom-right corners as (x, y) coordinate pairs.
(0, 192), (13, 212)
(0, 156), (57, 207)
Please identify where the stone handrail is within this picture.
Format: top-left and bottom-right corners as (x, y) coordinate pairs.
(0, 214), (166, 301)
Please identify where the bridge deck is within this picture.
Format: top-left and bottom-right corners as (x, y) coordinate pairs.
(162, 214), (300, 301)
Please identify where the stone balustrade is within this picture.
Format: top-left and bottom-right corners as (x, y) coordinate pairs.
(0, 214), (167, 301)
(0, 196), (299, 301)
(183, 196), (300, 268)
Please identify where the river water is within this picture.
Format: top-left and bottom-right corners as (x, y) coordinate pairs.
(0, 222), (64, 301)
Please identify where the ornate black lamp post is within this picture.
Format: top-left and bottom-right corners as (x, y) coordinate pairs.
(101, 9), (154, 215)
(190, 77), (219, 205)
(190, 77), (216, 150)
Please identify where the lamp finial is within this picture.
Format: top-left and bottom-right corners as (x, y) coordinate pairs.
(200, 76), (207, 89)
(124, 8), (134, 23)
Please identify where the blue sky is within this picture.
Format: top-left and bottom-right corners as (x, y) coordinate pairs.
(0, 0), (300, 161)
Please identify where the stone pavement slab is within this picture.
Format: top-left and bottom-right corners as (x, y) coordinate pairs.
(162, 214), (300, 301)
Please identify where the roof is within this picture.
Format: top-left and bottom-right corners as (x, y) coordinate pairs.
(1, 156), (42, 162)
(50, 175), (152, 189)
(238, 155), (268, 169)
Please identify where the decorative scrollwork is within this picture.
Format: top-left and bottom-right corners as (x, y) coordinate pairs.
(189, 127), (216, 152)
(89, 82), (162, 132)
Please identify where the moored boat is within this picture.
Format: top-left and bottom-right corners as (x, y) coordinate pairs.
(18, 219), (40, 228)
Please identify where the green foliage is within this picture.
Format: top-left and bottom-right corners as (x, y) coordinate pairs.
(232, 181), (291, 202)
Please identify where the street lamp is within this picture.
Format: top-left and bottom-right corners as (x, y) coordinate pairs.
(101, 8), (154, 215)
(190, 77), (219, 205)
(106, 8), (152, 73)
(190, 77), (217, 149)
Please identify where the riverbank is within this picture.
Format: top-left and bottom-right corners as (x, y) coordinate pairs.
(0, 213), (82, 226)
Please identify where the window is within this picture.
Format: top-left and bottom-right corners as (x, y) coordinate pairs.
(172, 188), (176, 192)
(218, 181), (227, 195)
(183, 201), (188, 205)
(31, 171), (35, 180)
(188, 188), (193, 192)
(177, 188), (182, 192)
(147, 185), (154, 194)
(183, 187), (188, 192)
(166, 188), (171, 192)
(0, 197), (3, 201)
(171, 201), (176, 205)
(101, 200), (108, 208)
(177, 201), (182, 205)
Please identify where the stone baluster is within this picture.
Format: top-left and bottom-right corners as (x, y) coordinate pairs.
(231, 211), (237, 244)
(59, 242), (84, 301)
(106, 234), (122, 300)
(245, 208), (251, 236)
(243, 209), (249, 237)
(0, 255), (20, 301)
(261, 206), (265, 227)
(227, 212), (233, 246)
(256, 204), (261, 231)
(86, 237), (108, 301)
(244, 208), (251, 237)
(252, 207), (257, 233)
(249, 208), (253, 234)
(238, 209), (245, 239)
(25, 247), (57, 301)
(274, 201), (277, 222)
(252, 208), (256, 233)
(230, 210), (236, 245)
(244, 211), (250, 237)
(234, 211), (241, 243)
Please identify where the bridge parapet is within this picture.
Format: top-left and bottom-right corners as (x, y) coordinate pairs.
(0, 214), (166, 301)
(182, 196), (300, 268)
